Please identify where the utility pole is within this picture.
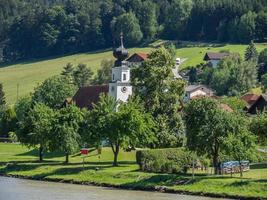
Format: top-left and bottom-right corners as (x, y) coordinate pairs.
(16, 83), (19, 101)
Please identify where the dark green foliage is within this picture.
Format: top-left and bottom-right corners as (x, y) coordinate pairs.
(258, 49), (267, 81)
(0, 83), (6, 107)
(83, 94), (155, 166)
(15, 103), (55, 161)
(92, 59), (113, 85)
(32, 75), (76, 109)
(111, 12), (143, 46)
(61, 63), (74, 78)
(72, 63), (94, 87)
(136, 148), (192, 173)
(250, 112), (267, 145)
(220, 97), (247, 113)
(184, 97), (251, 174)
(0, 106), (17, 137)
(245, 41), (258, 62)
(202, 55), (258, 96)
(132, 47), (186, 148)
(2, 0), (266, 61)
(51, 105), (84, 163)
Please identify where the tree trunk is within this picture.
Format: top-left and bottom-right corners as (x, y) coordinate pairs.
(239, 161), (243, 177)
(39, 146), (44, 162)
(65, 153), (69, 163)
(111, 142), (120, 167)
(212, 149), (219, 175)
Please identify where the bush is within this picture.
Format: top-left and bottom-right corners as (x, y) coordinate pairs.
(136, 148), (192, 173)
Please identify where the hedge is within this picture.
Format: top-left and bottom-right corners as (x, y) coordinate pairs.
(136, 148), (193, 173)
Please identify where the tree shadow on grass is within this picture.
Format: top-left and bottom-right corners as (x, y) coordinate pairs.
(16, 149), (66, 159)
(250, 163), (267, 169)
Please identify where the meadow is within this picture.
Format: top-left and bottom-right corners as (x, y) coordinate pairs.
(0, 42), (266, 104)
(0, 143), (266, 199)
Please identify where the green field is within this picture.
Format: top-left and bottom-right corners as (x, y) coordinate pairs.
(0, 42), (266, 104)
(0, 143), (266, 199)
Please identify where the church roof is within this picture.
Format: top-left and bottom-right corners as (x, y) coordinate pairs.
(72, 85), (109, 110)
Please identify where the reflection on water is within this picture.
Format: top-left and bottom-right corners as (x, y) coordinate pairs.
(0, 176), (230, 200)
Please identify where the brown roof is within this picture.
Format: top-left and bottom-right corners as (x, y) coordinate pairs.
(247, 94), (267, 114)
(127, 53), (148, 62)
(203, 52), (230, 61)
(241, 93), (259, 105)
(72, 85), (109, 110)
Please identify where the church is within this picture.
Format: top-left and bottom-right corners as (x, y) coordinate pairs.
(70, 35), (132, 109)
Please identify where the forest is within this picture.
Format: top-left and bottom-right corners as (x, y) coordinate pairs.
(0, 0), (267, 61)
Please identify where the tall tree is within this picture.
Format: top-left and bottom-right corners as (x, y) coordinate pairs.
(85, 95), (155, 166)
(164, 0), (193, 39)
(237, 11), (257, 43)
(51, 105), (84, 163)
(224, 131), (256, 177)
(32, 75), (76, 109)
(73, 63), (94, 87)
(92, 59), (112, 85)
(245, 41), (258, 62)
(0, 83), (6, 107)
(111, 12), (143, 46)
(16, 103), (54, 161)
(184, 97), (245, 174)
(250, 112), (267, 145)
(132, 47), (186, 147)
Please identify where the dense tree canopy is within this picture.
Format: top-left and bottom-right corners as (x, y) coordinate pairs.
(1, 0), (266, 61)
(132, 47), (186, 147)
(32, 75), (76, 109)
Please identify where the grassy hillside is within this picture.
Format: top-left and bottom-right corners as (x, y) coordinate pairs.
(0, 42), (266, 104)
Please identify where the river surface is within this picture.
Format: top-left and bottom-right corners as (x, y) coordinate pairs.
(0, 176), (230, 200)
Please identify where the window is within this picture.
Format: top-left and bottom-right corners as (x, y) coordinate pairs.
(112, 74), (115, 81)
(123, 73), (127, 81)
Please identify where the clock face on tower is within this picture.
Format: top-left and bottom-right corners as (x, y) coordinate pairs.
(121, 86), (127, 93)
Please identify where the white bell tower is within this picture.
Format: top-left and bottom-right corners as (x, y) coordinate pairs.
(109, 34), (132, 102)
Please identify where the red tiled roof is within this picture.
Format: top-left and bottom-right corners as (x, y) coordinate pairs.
(136, 53), (148, 60)
(241, 93), (259, 105)
(127, 53), (148, 62)
(72, 85), (109, 110)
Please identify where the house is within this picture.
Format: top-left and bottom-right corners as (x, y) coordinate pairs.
(241, 93), (259, 110)
(126, 53), (148, 66)
(127, 52), (185, 79)
(203, 52), (230, 67)
(184, 85), (214, 101)
(247, 94), (267, 114)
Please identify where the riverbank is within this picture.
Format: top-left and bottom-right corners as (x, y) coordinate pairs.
(0, 143), (266, 200)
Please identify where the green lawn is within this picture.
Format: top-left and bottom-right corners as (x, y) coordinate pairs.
(0, 143), (266, 199)
(1, 42), (266, 104)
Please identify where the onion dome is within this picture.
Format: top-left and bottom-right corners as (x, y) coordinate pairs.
(113, 33), (129, 63)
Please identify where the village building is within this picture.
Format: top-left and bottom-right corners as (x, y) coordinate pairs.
(126, 53), (148, 66)
(184, 84), (214, 101)
(241, 93), (260, 106)
(247, 94), (267, 114)
(70, 35), (132, 109)
(203, 52), (230, 67)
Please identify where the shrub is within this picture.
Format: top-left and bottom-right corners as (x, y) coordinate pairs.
(136, 148), (192, 173)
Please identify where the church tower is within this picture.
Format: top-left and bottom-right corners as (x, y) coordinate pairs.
(109, 34), (132, 102)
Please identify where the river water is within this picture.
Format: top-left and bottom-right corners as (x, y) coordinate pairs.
(0, 176), (230, 200)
